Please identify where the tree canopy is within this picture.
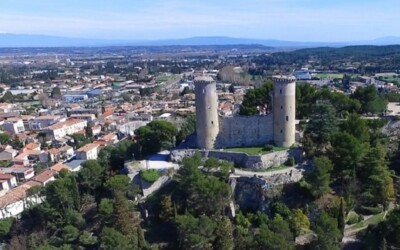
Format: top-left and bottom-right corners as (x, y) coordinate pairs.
(135, 120), (177, 156)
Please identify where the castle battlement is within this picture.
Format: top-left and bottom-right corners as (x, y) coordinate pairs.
(194, 76), (214, 84)
(195, 75), (296, 149)
(272, 75), (296, 84)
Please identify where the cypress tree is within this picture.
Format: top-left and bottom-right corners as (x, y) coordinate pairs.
(70, 175), (81, 211)
(338, 197), (345, 234)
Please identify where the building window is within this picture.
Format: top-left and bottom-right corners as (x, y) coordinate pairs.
(281, 130), (283, 133)
(280, 89), (282, 94)
(281, 106), (283, 109)
(211, 121), (214, 125)
(286, 116), (288, 121)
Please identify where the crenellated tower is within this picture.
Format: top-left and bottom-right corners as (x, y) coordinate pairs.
(272, 75), (296, 147)
(194, 76), (219, 149)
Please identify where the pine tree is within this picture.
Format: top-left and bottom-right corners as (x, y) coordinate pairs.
(214, 217), (234, 250)
(113, 192), (135, 235)
(160, 195), (174, 222)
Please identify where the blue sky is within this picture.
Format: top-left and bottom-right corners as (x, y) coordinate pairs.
(0, 0), (399, 41)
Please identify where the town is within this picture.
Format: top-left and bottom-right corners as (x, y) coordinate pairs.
(0, 42), (400, 249)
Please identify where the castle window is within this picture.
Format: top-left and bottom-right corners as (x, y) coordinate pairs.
(280, 89), (282, 94)
(281, 130), (283, 133)
(211, 121), (214, 125)
(281, 106), (283, 109)
(286, 116), (288, 121)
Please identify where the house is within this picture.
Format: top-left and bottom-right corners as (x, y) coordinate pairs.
(39, 145), (74, 163)
(3, 118), (25, 134)
(65, 160), (85, 172)
(69, 114), (96, 122)
(20, 150), (42, 163)
(0, 174), (17, 194)
(12, 153), (30, 166)
(42, 119), (87, 140)
(0, 103), (13, 113)
(0, 181), (42, 219)
(0, 167), (35, 182)
(50, 162), (71, 173)
(75, 143), (99, 160)
(22, 143), (41, 152)
(28, 115), (63, 131)
(32, 169), (55, 186)
(95, 133), (118, 146)
(92, 125), (101, 136)
(0, 146), (18, 161)
(62, 94), (88, 103)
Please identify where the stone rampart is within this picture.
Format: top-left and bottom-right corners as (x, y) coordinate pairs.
(170, 148), (303, 169)
(215, 115), (274, 148)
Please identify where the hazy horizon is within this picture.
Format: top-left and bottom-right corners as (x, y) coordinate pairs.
(1, 0), (400, 42)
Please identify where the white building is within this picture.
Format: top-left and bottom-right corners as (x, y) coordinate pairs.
(0, 103), (13, 113)
(0, 174), (17, 195)
(62, 94), (88, 103)
(69, 114), (96, 122)
(42, 119), (87, 140)
(75, 143), (99, 160)
(0, 181), (43, 219)
(29, 115), (64, 131)
(293, 68), (312, 80)
(3, 118), (25, 134)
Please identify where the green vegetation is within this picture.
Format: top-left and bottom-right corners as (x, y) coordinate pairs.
(348, 212), (385, 230)
(71, 133), (93, 148)
(346, 211), (363, 225)
(239, 80), (273, 115)
(360, 209), (400, 249)
(176, 114), (196, 145)
(0, 133), (11, 145)
(140, 169), (161, 183)
(135, 120), (178, 157)
(316, 73), (344, 79)
(0, 218), (14, 241)
(225, 146), (286, 155)
(2, 149), (143, 249)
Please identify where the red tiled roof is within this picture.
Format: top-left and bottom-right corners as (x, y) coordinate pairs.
(0, 181), (40, 208)
(32, 169), (55, 184)
(76, 143), (99, 153)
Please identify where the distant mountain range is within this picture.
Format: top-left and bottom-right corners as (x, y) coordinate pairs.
(1, 33), (400, 48)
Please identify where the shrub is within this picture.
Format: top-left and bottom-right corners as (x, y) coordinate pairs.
(0, 218), (14, 240)
(264, 144), (274, 152)
(346, 211), (363, 225)
(284, 157), (295, 166)
(140, 169), (160, 183)
(359, 205), (384, 215)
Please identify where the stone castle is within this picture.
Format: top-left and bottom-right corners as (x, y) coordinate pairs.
(194, 75), (296, 149)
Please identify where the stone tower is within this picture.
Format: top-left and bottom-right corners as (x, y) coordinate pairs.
(195, 76), (219, 149)
(273, 75), (296, 147)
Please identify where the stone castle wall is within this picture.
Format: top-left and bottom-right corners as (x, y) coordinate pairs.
(170, 148), (302, 169)
(215, 115), (274, 148)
